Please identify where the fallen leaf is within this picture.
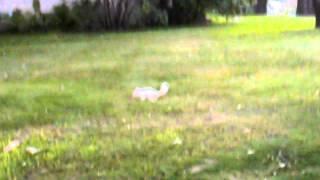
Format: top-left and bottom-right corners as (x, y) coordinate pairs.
(26, 146), (41, 155)
(3, 72), (8, 79)
(189, 159), (217, 174)
(203, 158), (216, 165)
(173, 137), (183, 145)
(278, 162), (286, 169)
(247, 149), (255, 155)
(3, 140), (21, 153)
(189, 165), (206, 174)
(243, 128), (251, 134)
(273, 171), (277, 176)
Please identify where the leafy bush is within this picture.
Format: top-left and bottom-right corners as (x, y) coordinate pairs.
(50, 2), (77, 31)
(11, 10), (36, 32)
(0, 13), (14, 33)
(142, 0), (169, 26)
(71, 0), (102, 31)
(63, 0), (170, 31)
(213, 0), (256, 20)
(167, 0), (206, 25)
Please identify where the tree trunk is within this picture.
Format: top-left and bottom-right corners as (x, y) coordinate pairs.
(314, 0), (320, 28)
(297, 0), (304, 15)
(297, 0), (314, 15)
(255, 0), (267, 14)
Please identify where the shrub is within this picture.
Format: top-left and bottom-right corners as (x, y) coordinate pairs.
(142, 0), (169, 26)
(11, 10), (35, 32)
(167, 0), (206, 25)
(0, 13), (14, 33)
(71, 0), (102, 31)
(98, 0), (145, 30)
(51, 2), (77, 31)
(213, 0), (255, 20)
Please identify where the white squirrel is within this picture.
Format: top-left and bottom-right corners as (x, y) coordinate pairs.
(132, 82), (170, 102)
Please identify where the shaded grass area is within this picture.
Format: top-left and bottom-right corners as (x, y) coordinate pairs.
(0, 16), (320, 179)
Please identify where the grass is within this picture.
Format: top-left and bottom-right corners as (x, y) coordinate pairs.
(0, 15), (320, 179)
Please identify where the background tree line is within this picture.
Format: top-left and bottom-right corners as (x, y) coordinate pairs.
(0, 0), (254, 32)
(0, 0), (319, 32)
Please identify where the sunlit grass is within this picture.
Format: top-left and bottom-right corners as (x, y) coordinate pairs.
(0, 16), (320, 179)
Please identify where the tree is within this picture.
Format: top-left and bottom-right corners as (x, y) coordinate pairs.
(314, 0), (320, 28)
(166, 0), (211, 25)
(254, 0), (267, 14)
(51, 2), (77, 31)
(297, 0), (314, 15)
(11, 9), (33, 32)
(33, 0), (41, 16)
(32, 0), (45, 29)
(99, 0), (139, 29)
(0, 13), (14, 33)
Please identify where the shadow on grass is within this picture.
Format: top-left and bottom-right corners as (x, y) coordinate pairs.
(0, 22), (231, 47)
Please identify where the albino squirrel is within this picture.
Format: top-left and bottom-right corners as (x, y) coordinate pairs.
(132, 82), (169, 102)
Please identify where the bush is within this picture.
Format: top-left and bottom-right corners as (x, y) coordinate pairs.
(0, 13), (15, 33)
(167, 0), (206, 25)
(11, 10), (33, 32)
(68, 0), (145, 31)
(10, 9), (47, 32)
(0, 13), (11, 23)
(50, 3), (77, 31)
(72, 0), (102, 31)
(213, 0), (255, 20)
(69, 0), (170, 30)
(142, 0), (169, 26)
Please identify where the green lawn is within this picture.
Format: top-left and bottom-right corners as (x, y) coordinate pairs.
(1, 16), (320, 179)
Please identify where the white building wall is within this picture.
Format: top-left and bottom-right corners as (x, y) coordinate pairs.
(267, 0), (298, 16)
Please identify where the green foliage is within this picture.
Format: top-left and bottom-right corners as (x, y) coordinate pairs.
(0, 13), (11, 23)
(3, 0), (255, 32)
(167, 0), (207, 25)
(212, 0), (256, 19)
(33, 0), (41, 15)
(71, 0), (102, 31)
(11, 10), (35, 32)
(0, 13), (14, 33)
(32, 0), (46, 31)
(11, 10), (25, 31)
(50, 2), (77, 31)
(142, 0), (169, 26)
